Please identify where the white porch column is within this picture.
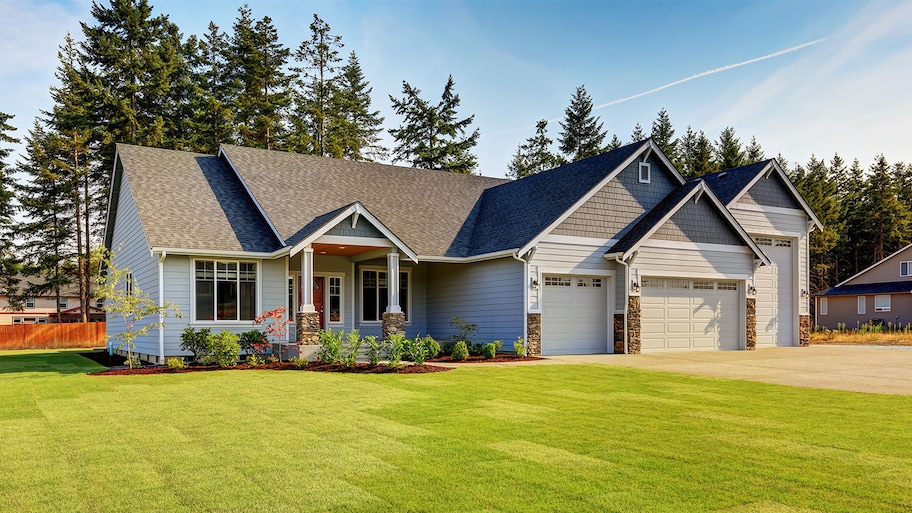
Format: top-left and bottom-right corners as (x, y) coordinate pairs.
(300, 246), (316, 312)
(386, 249), (401, 313)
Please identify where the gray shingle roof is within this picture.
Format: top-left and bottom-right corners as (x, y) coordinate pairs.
(695, 160), (772, 205)
(115, 144), (283, 253)
(818, 281), (912, 297)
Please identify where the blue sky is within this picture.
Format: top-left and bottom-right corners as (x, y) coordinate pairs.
(2, 0), (911, 178)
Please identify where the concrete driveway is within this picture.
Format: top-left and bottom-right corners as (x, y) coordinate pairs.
(544, 345), (912, 395)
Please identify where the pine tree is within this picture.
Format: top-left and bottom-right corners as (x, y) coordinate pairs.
(863, 155), (911, 262)
(837, 158), (867, 277)
(389, 75), (480, 174)
(558, 85), (606, 162)
(715, 126), (744, 169)
(292, 14), (343, 157)
(604, 134), (622, 152)
(745, 136), (764, 163)
(0, 111), (20, 301)
(629, 123), (646, 143)
(676, 125), (697, 176)
(689, 130), (717, 176)
(507, 119), (561, 179)
(651, 108), (676, 162)
(190, 22), (236, 154)
(792, 155), (841, 292)
(326, 51), (387, 161)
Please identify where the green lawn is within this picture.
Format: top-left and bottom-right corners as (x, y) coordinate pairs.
(1, 350), (911, 512)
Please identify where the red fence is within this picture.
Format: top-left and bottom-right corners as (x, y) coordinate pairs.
(0, 322), (107, 350)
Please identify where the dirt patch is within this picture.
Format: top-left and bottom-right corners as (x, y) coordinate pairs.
(78, 350), (128, 367)
(89, 360), (452, 376)
(430, 354), (544, 364)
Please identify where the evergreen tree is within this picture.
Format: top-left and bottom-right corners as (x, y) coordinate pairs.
(689, 130), (717, 176)
(792, 155), (841, 292)
(507, 119), (561, 179)
(190, 22), (236, 154)
(837, 158), (868, 276)
(558, 85), (606, 162)
(862, 155), (911, 262)
(326, 52), (387, 161)
(715, 126), (744, 169)
(651, 108), (676, 162)
(292, 14), (343, 157)
(604, 134), (623, 152)
(676, 125), (697, 176)
(745, 136), (765, 163)
(389, 75), (480, 174)
(0, 111), (20, 300)
(629, 123), (646, 143)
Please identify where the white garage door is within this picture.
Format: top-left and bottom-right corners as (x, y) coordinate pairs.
(541, 275), (609, 355)
(754, 237), (795, 347)
(641, 278), (741, 352)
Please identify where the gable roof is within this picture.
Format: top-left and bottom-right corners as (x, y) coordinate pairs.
(832, 242), (912, 288)
(698, 159), (823, 230)
(605, 180), (770, 265)
(818, 281), (912, 297)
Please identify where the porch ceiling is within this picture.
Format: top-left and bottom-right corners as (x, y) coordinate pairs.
(312, 243), (386, 257)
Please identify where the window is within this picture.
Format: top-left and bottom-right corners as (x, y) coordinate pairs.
(361, 269), (409, 322)
(717, 281), (738, 291)
(12, 317), (21, 324)
(775, 239), (792, 247)
(96, 299), (104, 309)
(125, 273), (134, 296)
(328, 276), (342, 323)
(641, 278), (664, 289)
(693, 281), (715, 290)
(25, 298), (35, 309)
(59, 298), (68, 309)
(194, 260), (257, 321)
(901, 261), (912, 277)
(753, 237), (773, 246)
(638, 162), (651, 183)
(819, 298), (828, 316)
(544, 276), (571, 287)
(669, 279), (690, 290)
(857, 296), (866, 315)
(875, 295), (891, 312)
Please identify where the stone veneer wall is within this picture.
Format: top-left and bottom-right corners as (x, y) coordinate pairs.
(627, 296), (641, 354)
(296, 312), (321, 345)
(799, 315), (811, 347)
(382, 312), (406, 339)
(746, 297), (757, 350)
(613, 314), (625, 354)
(526, 313), (541, 356)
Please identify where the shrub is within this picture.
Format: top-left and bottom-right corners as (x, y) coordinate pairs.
(179, 327), (211, 363)
(420, 335), (440, 359)
(246, 354), (263, 368)
(166, 357), (186, 370)
(468, 342), (485, 356)
(318, 328), (343, 364)
(207, 330), (241, 368)
(514, 337), (526, 356)
(493, 340), (504, 351)
(440, 340), (455, 356)
(341, 329), (363, 367)
(239, 329), (269, 357)
(449, 316), (478, 344)
(125, 355), (142, 369)
(403, 337), (429, 365)
(385, 333), (406, 368)
(291, 356), (309, 369)
(451, 340), (469, 361)
(482, 342), (497, 359)
(365, 336), (382, 365)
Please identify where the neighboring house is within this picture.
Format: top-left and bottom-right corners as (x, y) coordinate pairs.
(815, 243), (912, 329)
(104, 140), (819, 364)
(0, 277), (104, 325)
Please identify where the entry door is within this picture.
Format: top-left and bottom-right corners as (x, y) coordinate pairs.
(297, 276), (326, 329)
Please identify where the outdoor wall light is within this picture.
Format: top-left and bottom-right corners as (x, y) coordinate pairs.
(631, 281), (640, 293)
(748, 286), (757, 295)
(530, 278), (539, 290)
(801, 289), (810, 299)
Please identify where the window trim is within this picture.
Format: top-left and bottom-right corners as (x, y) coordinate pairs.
(901, 261), (912, 277)
(638, 162), (651, 184)
(874, 294), (891, 312)
(360, 266), (412, 325)
(24, 297), (35, 309)
(191, 258), (261, 324)
(819, 297), (828, 316)
(857, 296), (866, 315)
(59, 298), (68, 309)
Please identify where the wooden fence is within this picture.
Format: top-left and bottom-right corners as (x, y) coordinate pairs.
(0, 322), (107, 350)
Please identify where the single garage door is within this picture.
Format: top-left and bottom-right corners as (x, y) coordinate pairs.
(541, 275), (609, 355)
(641, 278), (741, 352)
(753, 237), (795, 347)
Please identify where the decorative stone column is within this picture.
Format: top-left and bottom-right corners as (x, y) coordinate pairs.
(799, 315), (811, 347)
(613, 314), (625, 354)
(296, 311), (321, 345)
(627, 296), (641, 354)
(382, 312), (406, 339)
(745, 297), (757, 350)
(526, 313), (541, 356)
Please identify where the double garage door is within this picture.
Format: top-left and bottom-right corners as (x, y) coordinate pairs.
(640, 278), (741, 352)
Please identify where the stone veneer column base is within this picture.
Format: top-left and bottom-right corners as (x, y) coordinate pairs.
(382, 312), (406, 340)
(746, 297), (757, 350)
(613, 314), (625, 354)
(296, 311), (321, 345)
(799, 315), (811, 347)
(627, 296), (641, 354)
(526, 313), (541, 356)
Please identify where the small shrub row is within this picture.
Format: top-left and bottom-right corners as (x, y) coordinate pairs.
(317, 328), (440, 367)
(179, 327), (242, 368)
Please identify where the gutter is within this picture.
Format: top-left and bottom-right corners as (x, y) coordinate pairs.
(512, 249), (535, 356)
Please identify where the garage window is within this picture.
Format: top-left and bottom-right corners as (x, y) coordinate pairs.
(669, 279), (690, 289)
(545, 276), (571, 287)
(754, 237), (773, 246)
(857, 296), (866, 315)
(819, 298), (828, 315)
(693, 281), (715, 290)
(642, 278), (664, 289)
(875, 295), (891, 312)
(717, 282), (738, 291)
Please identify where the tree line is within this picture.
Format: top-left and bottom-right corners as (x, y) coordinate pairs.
(0, 0), (908, 319)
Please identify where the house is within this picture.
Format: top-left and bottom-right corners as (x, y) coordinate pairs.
(103, 140), (819, 364)
(815, 243), (912, 329)
(0, 277), (104, 325)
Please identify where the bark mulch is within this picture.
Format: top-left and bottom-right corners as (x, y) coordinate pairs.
(85, 359), (452, 376)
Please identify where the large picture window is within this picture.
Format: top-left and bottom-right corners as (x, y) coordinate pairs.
(195, 260), (257, 321)
(361, 269), (409, 322)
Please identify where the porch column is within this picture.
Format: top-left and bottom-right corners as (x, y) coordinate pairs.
(296, 246), (321, 346)
(382, 249), (405, 339)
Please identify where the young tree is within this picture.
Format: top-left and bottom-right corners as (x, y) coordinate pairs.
(558, 85), (606, 162)
(327, 52), (387, 161)
(507, 119), (561, 179)
(96, 252), (181, 368)
(0, 111), (20, 301)
(715, 126), (744, 169)
(629, 123), (646, 143)
(389, 75), (480, 174)
(651, 108), (676, 162)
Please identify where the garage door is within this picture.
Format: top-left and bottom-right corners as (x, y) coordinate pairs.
(753, 237), (795, 347)
(541, 275), (609, 355)
(641, 278), (741, 352)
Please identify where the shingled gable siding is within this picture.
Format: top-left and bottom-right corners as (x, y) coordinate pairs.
(739, 174), (802, 209)
(844, 246), (912, 285)
(325, 215), (384, 238)
(425, 258), (524, 348)
(552, 154), (677, 240)
(652, 196), (744, 246)
(107, 173), (161, 361)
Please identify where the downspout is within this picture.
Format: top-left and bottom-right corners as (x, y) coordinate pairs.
(158, 250), (166, 364)
(614, 256), (629, 354)
(512, 250), (533, 355)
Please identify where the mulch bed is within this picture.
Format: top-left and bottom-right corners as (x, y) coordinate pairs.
(78, 350), (128, 367)
(86, 359), (452, 376)
(429, 354), (544, 363)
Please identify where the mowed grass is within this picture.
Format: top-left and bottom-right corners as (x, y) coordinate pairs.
(2, 351), (911, 512)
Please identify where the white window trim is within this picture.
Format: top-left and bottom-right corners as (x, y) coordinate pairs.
(901, 261), (912, 277)
(638, 162), (651, 184)
(874, 294), (891, 312)
(819, 297), (828, 316)
(59, 298), (68, 309)
(24, 298), (35, 309)
(190, 258), (261, 325)
(359, 266), (412, 325)
(857, 296), (866, 315)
